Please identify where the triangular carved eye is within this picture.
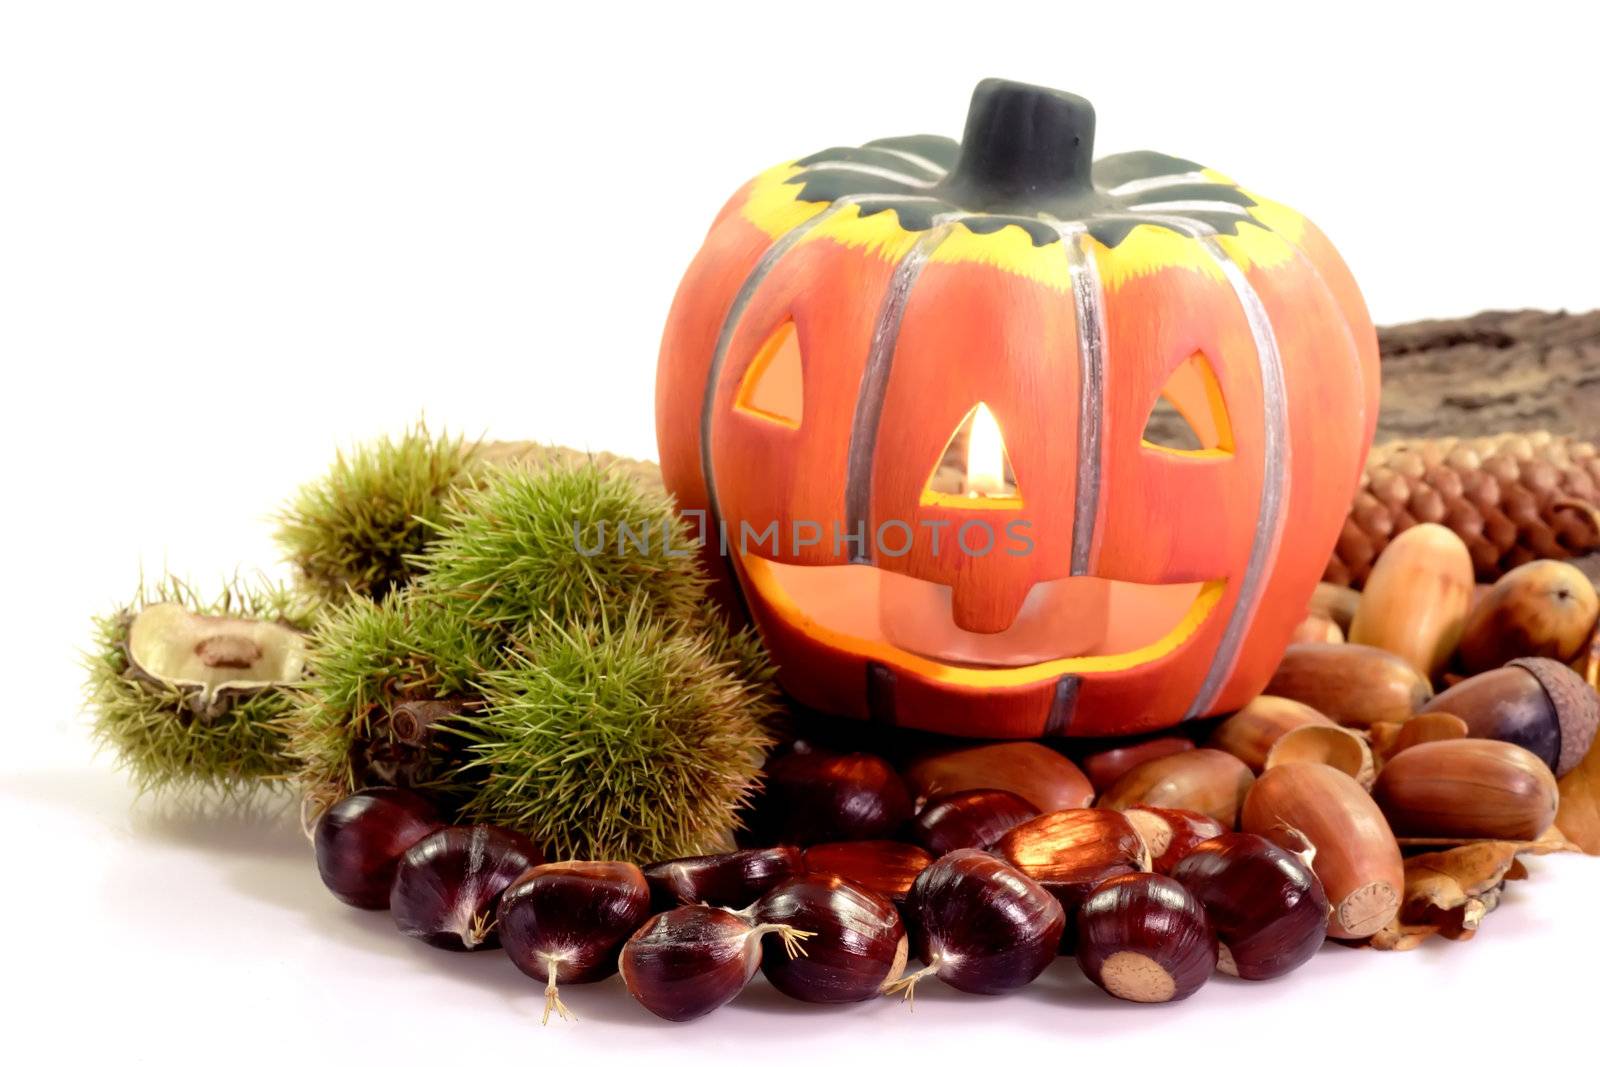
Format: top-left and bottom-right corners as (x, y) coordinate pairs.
(1141, 352), (1233, 457)
(736, 320), (804, 428)
(921, 402), (1023, 508)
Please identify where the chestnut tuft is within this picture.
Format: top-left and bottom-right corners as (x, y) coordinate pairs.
(887, 849), (1064, 1002)
(389, 825), (543, 951)
(1122, 806), (1225, 875)
(497, 861), (651, 1024)
(801, 840), (932, 905)
(619, 904), (812, 1022)
(754, 749), (912, 844)
(1076, 872), (1217, 1003)
(313, 787), (443, 909)
(641, 846), (804, 911)
(1171, 833), (1329, 980)
(748, 874), (907, 1003)
(910, 789), (1040, 856)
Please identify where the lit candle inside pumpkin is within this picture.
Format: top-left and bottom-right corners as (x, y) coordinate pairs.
(965, 402), (1011, 498)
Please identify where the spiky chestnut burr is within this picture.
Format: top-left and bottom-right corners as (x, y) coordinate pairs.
(390, 825), (543, 951)
(1076, 873), (1217, 1004)
(497, 861), (651, 1024)
(886, 850), (1064, 1002)
(313, 787), (443, 908)
(642, 846), (805, 911)
(748, 875), (907, 1003)
(752, 748), (912, 845)
(619, 905), (813, 1022)
(1171, 833), (1329, 980)
(910, 789), (1040, 855)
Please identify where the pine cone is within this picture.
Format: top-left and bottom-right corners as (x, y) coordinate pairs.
(1329, 432), (1600, 588)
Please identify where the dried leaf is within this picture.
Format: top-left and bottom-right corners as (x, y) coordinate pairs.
(1557, 727), (1600, 855)
(1367, 835), (1569, 951)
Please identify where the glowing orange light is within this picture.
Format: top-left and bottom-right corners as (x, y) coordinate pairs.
(965, 402), (1009, 497)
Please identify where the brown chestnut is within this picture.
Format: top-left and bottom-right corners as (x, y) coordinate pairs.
(1075, 872), (1216, 1003)
(497, 861), (651, 1023)
(801, 840), (931, 905)
(1081, 735), (1196, 794)
(754, 749), (912, 844)
(1098, 749), (1255, 827)
(1265, 643), (1433, 727)
(641, 846), (804, 911)
(619, 905), (812, 1022)
(887, 850), (1064, 1001)
(1418, 657), (1599, 776)
(903, 741), (1093, 812)
(1171, 833), (1329, 980)
(1371, 738), (1559, 841)
(992, 808), (1149, 931)
(1121, 806), (1225, 875)
(1242, 764), (1403, 940)
(748, 874), (907, 1003)
(1457, 560), (1600, 673)
(909, 789), (1039, 855)
(390, 825), (544, 951)
(313, 787), (442, 909)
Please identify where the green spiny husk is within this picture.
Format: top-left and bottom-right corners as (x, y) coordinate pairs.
(414, 461), (706, 635)
(85, 575), (317, 798)
(444, 607), (777, 863)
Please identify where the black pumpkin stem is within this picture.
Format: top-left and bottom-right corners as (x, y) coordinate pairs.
(939, 79), (1102, 216)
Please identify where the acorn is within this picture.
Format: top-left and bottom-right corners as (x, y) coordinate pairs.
(1265, 643), (1433, 728)
(641, 846), (805, 911)
(754, 749), (912, 845)
(992, 809), (1150, 923)
(497, 861), (651, 1024)
(1371, 738), (1560, 841)
(1098, 749), (1255, 827)
(1242, 764), (1404, 940)
(389, 825), (544, 951)
(1417, 657), (1599, 775)
(909, 789), (1040, 856)
(1310, 582), (1360, 632)
(1121, 806), (1225, 875)
(313, 787), (443, 909)
(1369, 710), (1470, 763)
(1457, 560), (1600, 674)
(886, 850), (1064, 1001)
(1171, 833), (1328, 980)
(801, 840), (932, 905)
(1075, 872), (1216, 1003)
(1081, 736), (1196, 794)
(902, 741), (1093, 812)
(1291, 614), (1345, 645)
(619, 904), (813, 1022)
(1207, 696), (1335, 772)
(1263, 724), (1376, 789)
(749, 875), (907, 1003)
(1349, 522), (1474, 678)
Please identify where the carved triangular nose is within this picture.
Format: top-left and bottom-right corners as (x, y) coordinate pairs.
(921, 402), (1022, 506)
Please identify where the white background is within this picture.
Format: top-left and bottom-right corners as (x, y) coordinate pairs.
(3, 2), (1598, 1063)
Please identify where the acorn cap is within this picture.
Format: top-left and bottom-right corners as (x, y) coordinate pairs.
(1509, 656), (1600, 776)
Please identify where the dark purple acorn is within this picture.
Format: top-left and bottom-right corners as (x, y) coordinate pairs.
(755, 749), (913, 844)
(748, 875), (907, 1003)
(313, 787), (442, 908)
(910, 789), (1040, 855)
(1076, 872), (1217, 1003)
(619, 904), (813, 1022)
(390, 825), (543, 951)
(642, 846), (804, 910)
(801, 840), (931, 905)
(888, 849), (1064, 1002)
(497, 861), (651, 1023)
(1171, 832), (1329, 980)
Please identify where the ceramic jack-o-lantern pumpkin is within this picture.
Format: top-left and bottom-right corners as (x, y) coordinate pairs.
(656, 79), (1379, 738)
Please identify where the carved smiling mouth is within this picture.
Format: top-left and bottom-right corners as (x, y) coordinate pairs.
(741, 555), (1224, 678)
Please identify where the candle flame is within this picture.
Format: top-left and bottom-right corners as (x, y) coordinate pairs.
(965, 402), (1010, 497)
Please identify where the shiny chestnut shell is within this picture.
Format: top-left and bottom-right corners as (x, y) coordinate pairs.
(802, 840), (932, 904)
(389, 825), (543, 950)
(755, 749), (912, 844)
(1122, 806), (1225, 875)
(619, 905), (765, 1022)
(992, 808), (1148, 923)
(1076, 872), (1217, 1003)
(642, 846), (804, 910)
(911, 789), (1040, 855)
(313, 787), (442, 909)
(497, 861), (651, 985)
(751, 874), (906, 1003)
(1171, 833), (1329, 980)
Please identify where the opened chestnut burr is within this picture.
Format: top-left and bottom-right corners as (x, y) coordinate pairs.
(801, 840), (932, 905)
(1171, 833), (1329, 980)
(748, 874), (907, 1003)
(619, 904), (813, 1022)
(313, 787), (443, 909)
(497, 861), (651, 1023)
(910, 789), (1040, 855)
(1075, 872), (1217, 1003)
(754, 748), (912, 844)
(887, 849), (1064, 1001)
(389, 825), (543, 951)
(641, 846), (805, 910)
